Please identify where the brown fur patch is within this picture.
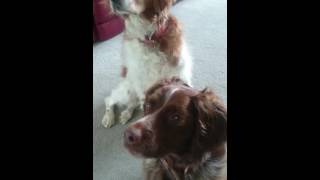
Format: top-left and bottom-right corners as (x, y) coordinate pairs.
(142, 0), (173, 22)
(152, 15), (182, 66)
(141, 0), (181, 66)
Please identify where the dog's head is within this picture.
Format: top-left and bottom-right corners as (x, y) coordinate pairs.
(110, 0), (173, 21)
(124, 77), (227, 158)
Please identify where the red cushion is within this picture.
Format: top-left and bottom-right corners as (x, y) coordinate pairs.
(93, 0), (124, 42)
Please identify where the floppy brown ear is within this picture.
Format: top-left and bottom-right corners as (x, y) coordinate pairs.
(191, 88), (227, 155)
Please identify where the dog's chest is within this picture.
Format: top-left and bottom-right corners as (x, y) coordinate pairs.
(123, 40), (179, 82)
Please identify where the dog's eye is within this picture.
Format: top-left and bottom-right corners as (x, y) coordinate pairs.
(169, 114), (180, 121)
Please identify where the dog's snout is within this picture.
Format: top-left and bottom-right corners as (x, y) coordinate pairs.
(124, 127), (142, 145)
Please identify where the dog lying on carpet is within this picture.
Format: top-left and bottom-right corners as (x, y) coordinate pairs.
(102, 0), (193, 128)
(124, 77), (227, 180)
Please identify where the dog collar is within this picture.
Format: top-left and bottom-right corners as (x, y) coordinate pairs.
(123, 23), (168, 48)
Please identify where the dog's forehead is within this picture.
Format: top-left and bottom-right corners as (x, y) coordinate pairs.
(163, 85), (199, 102)
(146, 83), (198, 104)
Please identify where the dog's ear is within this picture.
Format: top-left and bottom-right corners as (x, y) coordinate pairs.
(190, 88), (227, 155)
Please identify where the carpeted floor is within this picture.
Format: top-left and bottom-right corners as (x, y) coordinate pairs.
(93, 0), (227, 179)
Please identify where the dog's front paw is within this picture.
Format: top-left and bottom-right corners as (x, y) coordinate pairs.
(139, 100), (145, 110)
(102, 109), (115, 128)
(119, 110), (133, 125)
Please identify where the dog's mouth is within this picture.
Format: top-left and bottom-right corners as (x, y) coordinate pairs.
(124, 138), (159, 158)
(124, 142), (146, 158)
(127, 149), (145, 158)
(125, 143), (165, 159)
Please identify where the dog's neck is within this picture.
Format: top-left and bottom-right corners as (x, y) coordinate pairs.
(123, 14), (169, 45)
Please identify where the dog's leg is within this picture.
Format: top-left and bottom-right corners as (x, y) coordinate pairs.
(102, 97), (116, 128)
(136, 90), (146, 111)
(102, 80), (131, 128)
(119, 92), (139, 124)
(139, 97), (145, 111)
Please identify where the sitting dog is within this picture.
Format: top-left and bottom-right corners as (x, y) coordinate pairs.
(102, 0), (192, 128)
(124, 77), (227, 180)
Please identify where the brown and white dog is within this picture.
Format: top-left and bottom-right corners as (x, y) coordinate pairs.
(124, 77), (227, 180)
(102, 0), (192, 128)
